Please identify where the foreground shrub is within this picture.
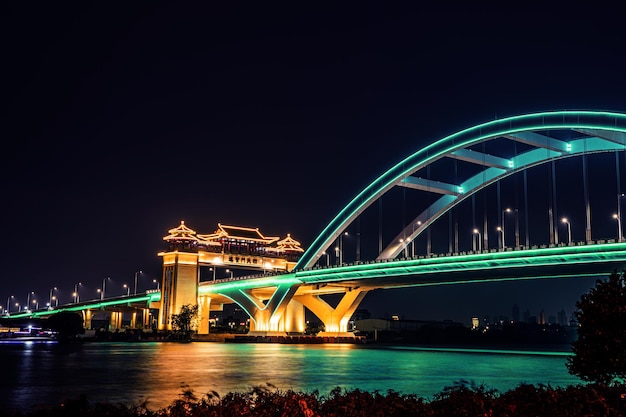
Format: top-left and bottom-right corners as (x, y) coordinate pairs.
(10, 382), (626, 417)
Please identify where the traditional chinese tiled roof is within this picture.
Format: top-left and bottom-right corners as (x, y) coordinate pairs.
(214, 223), (279, 244)
(265, 234), (304, 254)
(275, 233), (304, 252)
(163, 222), (301, 252)
(163, 221), (198, 242)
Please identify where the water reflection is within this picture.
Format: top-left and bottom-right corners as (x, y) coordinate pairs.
(0, 341), (581, 413)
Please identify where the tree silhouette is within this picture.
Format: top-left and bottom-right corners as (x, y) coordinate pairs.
(46, 311), (85, 341)
(171, 304), (198, 340)
(567, 270), (626, 384)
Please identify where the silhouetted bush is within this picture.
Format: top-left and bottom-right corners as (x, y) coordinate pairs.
(8, 382), (626, 417)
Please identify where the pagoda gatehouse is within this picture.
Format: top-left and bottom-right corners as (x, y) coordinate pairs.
(158, 221), (304, 331)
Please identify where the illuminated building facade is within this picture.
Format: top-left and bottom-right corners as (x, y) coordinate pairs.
(158, 221), (303, 331)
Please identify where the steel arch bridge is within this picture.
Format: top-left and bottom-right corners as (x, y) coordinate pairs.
(188, 110), (626, 337)
(296, 110), (626, 269)
(14, 111), (626, 338)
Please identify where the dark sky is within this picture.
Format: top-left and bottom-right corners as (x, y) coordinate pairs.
(2, 2), (625, 324)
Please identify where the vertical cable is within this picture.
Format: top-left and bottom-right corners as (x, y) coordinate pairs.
(583, 154), (591, 242)
(552, 160), (559, 244)
(524, 170), (529, 247)
(378, 198), (383, 254)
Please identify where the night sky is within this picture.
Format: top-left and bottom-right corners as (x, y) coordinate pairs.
(2, 2), (625, 325)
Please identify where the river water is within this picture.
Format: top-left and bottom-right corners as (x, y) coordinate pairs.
(0, 340), (582, 413)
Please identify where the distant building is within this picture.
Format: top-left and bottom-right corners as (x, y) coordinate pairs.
(512, 304), (520, 322)
(557, 309), (568, 326)
(538, 309), (546, 325)
(471, 317), (480, 329)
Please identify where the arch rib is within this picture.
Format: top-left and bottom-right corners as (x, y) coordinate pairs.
(296, 111), (626, 270)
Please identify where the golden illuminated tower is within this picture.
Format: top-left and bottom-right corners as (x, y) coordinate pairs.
(158, 221), (200, 330)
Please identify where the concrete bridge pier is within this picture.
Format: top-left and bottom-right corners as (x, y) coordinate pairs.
(82, 309), (93, 329)
(110, 311), (123, 330)
(220, 283), (300, 336)
(296, 287), (367, 338)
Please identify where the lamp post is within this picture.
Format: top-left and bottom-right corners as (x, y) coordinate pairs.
(73, 282), (81, 303)
(322, 252), (330, 267)
(49, 287), (57, 309)
(501, 208), (512, 248)
(561, 218), (572, 244)
(52, 295), (58, 307)
(7, 296), (14, 315)
(123, 284), (130, 296)
(26, 291), (34, 312)
(399, 239), (408, 258)
(497, 226), (505, 250)
(411, 221), (422, 257)
(101, 277), (109, 301)
(226, 269), (234, 279)
(153, 279), (160, 289)
(613, 213), (623, 241)
(473, 228), (482, 252)
(32, 300), (38, 310)
(134, 270), (142, 295)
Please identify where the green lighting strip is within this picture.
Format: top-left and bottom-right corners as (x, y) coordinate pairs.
(294, 242), (626, 284)
(8, 292), (161, 319)
(296, 110), (626, 269)
(200, 243), (626, 294)
(389, 272), (608, 289)
(200, 276), (300, 294)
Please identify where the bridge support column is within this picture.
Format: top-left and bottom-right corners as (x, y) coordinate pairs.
(142, 308), (150, 329)
(130, 312), (137, 329)
(223, 283), (300, 336)
(198, 295), (211, 335)
(158, 251), (200, 331)
(110, 311), (122, 330)
(297, 288), (367, 337)
(283, 299), (306, 333)
(83, 309), (93, 329)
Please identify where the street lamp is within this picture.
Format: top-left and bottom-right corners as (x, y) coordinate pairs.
(614, 213), (623, 241)
(153, 279), (160, 289)
(226, 269), (234, 279)
(7, 296), (14, 315)
(32, 300), (38, 310)
(26, 291), (34, 312)
(52, 295), (58, 307)
(101, 277), (110, 300)
(473, 228), (482, 252)
(123, 284), (130, 296)
(561, 217), (572, 244)
(321, 252), (330, 267)
(73, 282), (81, 303)
(49, 287), (57, 309)
(501, 208), (512, 248)
(399, 239), (408, 258)
(411, 221), (422, 257)
(134, 270), (142, 295)
(497, 226), (505, 250)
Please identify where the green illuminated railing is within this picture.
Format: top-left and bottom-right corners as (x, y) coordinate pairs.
(203, 241), (626, 294)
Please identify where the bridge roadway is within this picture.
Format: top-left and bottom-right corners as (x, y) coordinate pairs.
(7, 290), (161, 331)
(9, 241), (626, 334)
(201, 240), (626, 298)
(190, 240), (626, 336)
